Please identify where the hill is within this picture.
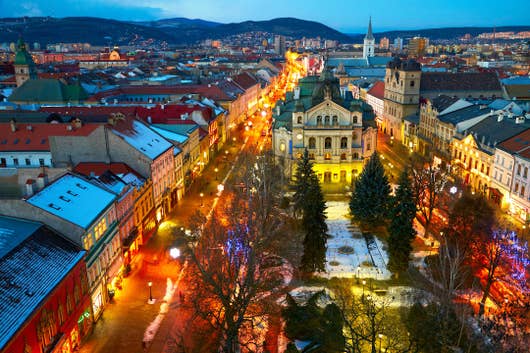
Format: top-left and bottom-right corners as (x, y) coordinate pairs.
(347, 26), (530, 41)
(0, 16), (350, 45)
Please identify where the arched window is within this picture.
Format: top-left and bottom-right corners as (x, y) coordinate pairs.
(353, 153), (359, 159)
(308, 137), (316, 149)
(332, 115), (338, 125)
(324, 137), (332, 149)
(297, 116), (302, 124)
(340, 137), (348, 149)
(317, 116), (322, 125)
(341, 153), (347, 160)
(353, 116), (358, 124)
(324, 153), (331, 160)
(324, 116), (330, 125)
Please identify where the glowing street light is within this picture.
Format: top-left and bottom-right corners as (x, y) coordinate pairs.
(214, 167), (219, 180)
(378, 333), (384, 353)
(169, 247), (180, 259)
(200, 192), (204, 207)
(148, 282), (154, 304)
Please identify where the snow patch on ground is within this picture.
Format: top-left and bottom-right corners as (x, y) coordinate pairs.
(323, 201), (392, 280)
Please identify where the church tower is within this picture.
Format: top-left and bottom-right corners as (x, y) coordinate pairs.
(14, 37), (37, 87)
(363, 17), (375, 59)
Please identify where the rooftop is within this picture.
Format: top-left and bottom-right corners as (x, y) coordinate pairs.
(421, 72), (501, 92)
(0, 216), (84, 349)
(111, 118), (173, 160)
(27, 173), (116, 229)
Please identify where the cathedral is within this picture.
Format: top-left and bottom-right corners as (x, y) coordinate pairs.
(272, 66), (378, 185)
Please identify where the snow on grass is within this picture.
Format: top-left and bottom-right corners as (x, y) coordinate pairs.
(323, 201), (392, 280)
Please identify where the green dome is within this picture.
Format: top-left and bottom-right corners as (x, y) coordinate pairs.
(14, 38), (35, 66)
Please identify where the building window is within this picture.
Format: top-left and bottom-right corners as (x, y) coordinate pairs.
(297, 116), (302, 124)
(316, 116), (322, 125)
(340, 137), (348, 149)
(353, 116), (358, 124)
(341, 153), (347, 160)
(367, 143), (371, 151)
(353, 153), (359, 159)
(324, 153), (331, 160)
(25, 158), (31, 166)
(522, 186), (526, 197)
(13, 158), (19, 166)
(524, 167), (528, 179)
(308, 137), (316, 149)
(517, 164), (521, 176)
(57, 304), (65, 325)
(515, 183), (519, 194)
(0, 158), (5, 166)
(332, 115), (338, 125)
(309, 153), (315, 160)
(410, 80), (415, 87)
(39, 158), (45, 166)
(324, 137), (332, 149)
(279, 142), (286, 152)
(324, 116), (330, 125)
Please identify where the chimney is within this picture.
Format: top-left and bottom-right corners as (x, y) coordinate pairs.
(66, 125), (73, 131)
(294, 87), (300, 100)
(276, 105), (281, 116)
(26, 179), (36, 197)
(26, 125), (33, 132)
(10, 118), (16, 132)
(497, 114), (503, 122)
(161, 104), (165, 110)
(36, 173), (49, 189)
(72, 118), (82, 129)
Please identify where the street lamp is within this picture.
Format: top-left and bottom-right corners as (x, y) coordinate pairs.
(378, 333), (383, 353)
(148, 282), (153, 304)
(214, 167), (219, 180)
(169, 247), (180, 259)
(200, 192), (204, 207)
(362, 279), (366, 298)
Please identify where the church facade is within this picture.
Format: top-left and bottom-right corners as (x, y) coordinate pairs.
(272, 67), (378, 185)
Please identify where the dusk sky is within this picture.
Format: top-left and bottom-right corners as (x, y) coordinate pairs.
(2, 0), (528, 33)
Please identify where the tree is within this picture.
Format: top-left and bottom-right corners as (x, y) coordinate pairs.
(185, 153), (286, 353)
(292, 148), (315, 217)
(350, 152), (391, 228)
(299, 173), (328, 274)
(410, 157), (447, 237)
(387, 168), (417, 276)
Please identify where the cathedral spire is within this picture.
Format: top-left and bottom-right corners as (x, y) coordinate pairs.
(365, 16), (374, 40)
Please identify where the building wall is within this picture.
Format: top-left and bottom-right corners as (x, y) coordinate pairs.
(491, 148), (514, 208)
(0, 151), (52, 168)
(2, 260), (92, 353)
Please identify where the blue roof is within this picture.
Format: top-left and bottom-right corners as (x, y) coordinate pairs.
(111, 120), (173, 160)
(27, 173), (116, 229)
(501, 77), (530, 85)
(0, 216), (85, 349)
(151, 125), (189, 144)
(0, 217), (41, 259)
(152, 123), (197, 138)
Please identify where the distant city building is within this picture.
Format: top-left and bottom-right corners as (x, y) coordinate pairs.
(408, 37), (429, 57)
(274, 35), (286, 56)
(363, 17), (375, 59)
(393, 37), (403, 51)
(13, 38), (37, 87)
(379, 37), (390, 50)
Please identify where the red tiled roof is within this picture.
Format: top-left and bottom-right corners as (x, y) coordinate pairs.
(86, 84), (232, 103)
(367, 81), (385, 100)
(74, 162), (141, 178)
(0, 123), (100, 152)
(40, 106), (137, 118)
(137, 104), (212, 124)
(498, 129), (530, 155)
(232, 72), (259, 90)
(0, 75), (15, 84)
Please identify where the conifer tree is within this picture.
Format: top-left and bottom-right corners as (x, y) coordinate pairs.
(300, 173), (328, 273)
(292, 148), (314, 217)
(349, 152), (391, 227)
(387, 168), (417, 275)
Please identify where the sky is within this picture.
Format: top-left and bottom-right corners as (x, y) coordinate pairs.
(1, 0), (528, 33)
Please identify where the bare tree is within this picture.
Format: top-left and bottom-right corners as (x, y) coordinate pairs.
(410, 157), (447, 237)
(331, 280), (412, 353)
(185, 152), (287, 353)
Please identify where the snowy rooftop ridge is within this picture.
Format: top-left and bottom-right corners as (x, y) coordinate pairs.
(111, 119), (173, 160)
(27, 173), (116, 229)
(0, 216), (85, 349)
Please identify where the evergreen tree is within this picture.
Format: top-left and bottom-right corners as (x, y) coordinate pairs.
(300, 173), (328, 274)
(387, 168), (417, 275)
(292, 148), (314, 217)
(349, 152), (391, 227)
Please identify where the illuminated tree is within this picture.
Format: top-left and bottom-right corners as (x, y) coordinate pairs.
(185, 153), (287, 353)
(410, 157), (447, 236)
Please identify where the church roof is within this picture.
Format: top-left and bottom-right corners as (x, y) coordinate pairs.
(9, 79), (89, 104)
(13, 39), (35, 67)
(365, 17), (374, 40)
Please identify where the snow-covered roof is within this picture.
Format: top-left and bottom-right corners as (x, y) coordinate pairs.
(27, 173), (116, 229)
(111, 119), (173, 160)
(151, 125), (189, 144)
(0, 216), (85, 349)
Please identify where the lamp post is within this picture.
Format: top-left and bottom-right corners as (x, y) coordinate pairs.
(148, 282), (153, 303)
(362, 279), (366, 298)
(200, 192), (204, 207)
(214, 167), (219, 180)
(378, 333), (383, 353)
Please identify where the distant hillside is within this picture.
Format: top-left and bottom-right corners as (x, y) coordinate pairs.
(0, 17), (175, 46)
(348, 26), (530, 41)
(0, 16), (350, 45)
